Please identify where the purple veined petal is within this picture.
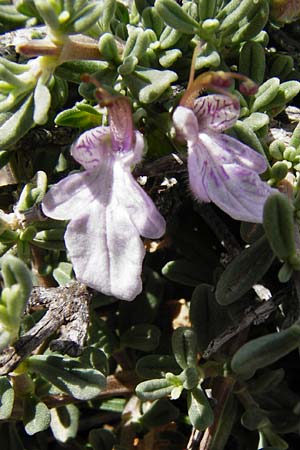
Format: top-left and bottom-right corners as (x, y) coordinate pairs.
(189, 135), (275, 222)
(200, 131), (268, 174)
(65, 198), (145, 301)
(42, 165), (112, 220)
(187, 142), (211, 203)
(194, 94), (240, 132)
(204, 161), (275, 222)
(71, 126), (113, 170)
(172, 106), (199, 143)
(113, 160), (166, 239)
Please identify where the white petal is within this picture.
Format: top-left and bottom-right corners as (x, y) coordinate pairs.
(65, 199), (145, 301)
(188, 144), (210, 202)
(113, 161), (166, 238)
(117, 131), (144, 166)
(172, 106), (199, 143)
(194, 95), (240, 132)
(42, 169), (109, 220)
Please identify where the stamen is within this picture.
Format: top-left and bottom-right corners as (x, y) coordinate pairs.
(180, 61), (258, 109)
(187, 42), (202, 91)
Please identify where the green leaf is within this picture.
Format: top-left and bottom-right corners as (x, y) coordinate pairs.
(136, 378), (174, 401)
(27, 354), (106, 400)
(140, 398), (179, 428)
(162, 259), (213, 286)
(155, 0), (199, 34)
(263, 193), (296, 261)
(89, 428), (116, 450)
(118, 269), (164, 331)
(0, 423), (25, 450)
(142, 6), (164, 37)
(180, 367), (199, 390)
(120, 324), (161, 351)
(98, 32), (120, 64)
(123, 66), (177, 103)
(136, 355), (181, 379)
(159, 48), (182, 68)
(23, 396), (51, 435)
(190, 284), (231, 352)
(265, 81), (300, 116)
(242, 112), (269, 133)
(98, 0), (117, 33)
(50, 404), (79, 443)
(216, 235), (274, 305)
(88, 314), (118, 356)
(232, 120), (267, 157)
(79, 347), (109, 376)
(172, 327), (197, 369)
(70, 3), (104, 34)
(195, 43), (220, 70)
(187, 385), (214, 430)
(0, 377), (14, 420)
(268, 54), (294, 81)
(231, 323), (300, 380)
(34, 0), (60, 31)
(251, 78), (280, 112)
(197, 0), (218, 21)
(33, 81), (51, 125)
(55, 60), (110, 84)
(239, 42), (265, 85)
(0, 94), (34, 149)
(53, 262), (74, 286)
(241, 407), (270, 430)
(1, 255), (32, 311)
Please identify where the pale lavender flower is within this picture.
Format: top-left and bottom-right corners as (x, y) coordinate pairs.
(173, 93), (275, 223)
(42, 94), (165, 301)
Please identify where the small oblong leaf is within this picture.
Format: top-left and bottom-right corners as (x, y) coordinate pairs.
(187, 385), (214, 431)
(172, 327), (197, 369)
(0, 94), (34, 149)
(251, 78), (280, 112)
(239, 41), (265, 85)
(263, 193), (296, 261)
(89, 428), (116, 450)
(136, 354), (181, 379)
(231, 323), (300, 380)
(190, 284), (231, 352)
(120, 324), (161, 351)
(50, 404), (79, 443)
(23, 396), (51, 435)
(155, 0), (199, 34)
(216, 235), (274, 305)
(123, 66), (177, 103)
(162, 259), (212, 286)
(140, 398), (179, 428)
(136, 378), (173, 401)
(0, 377), (14, 420)
(27, 354), (106, 400)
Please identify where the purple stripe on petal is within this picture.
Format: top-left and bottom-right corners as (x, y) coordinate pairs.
(194, 95), (240, 132)
(71, 126), (113, 170)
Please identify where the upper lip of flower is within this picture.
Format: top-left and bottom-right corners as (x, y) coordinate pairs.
(173, 94), (275, 223)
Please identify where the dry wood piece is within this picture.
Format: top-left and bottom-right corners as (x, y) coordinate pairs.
(0, 282), (91, 375)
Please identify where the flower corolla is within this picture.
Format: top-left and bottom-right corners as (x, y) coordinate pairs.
(42, 90), (165, 301)
(173, 71), (275, 223)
